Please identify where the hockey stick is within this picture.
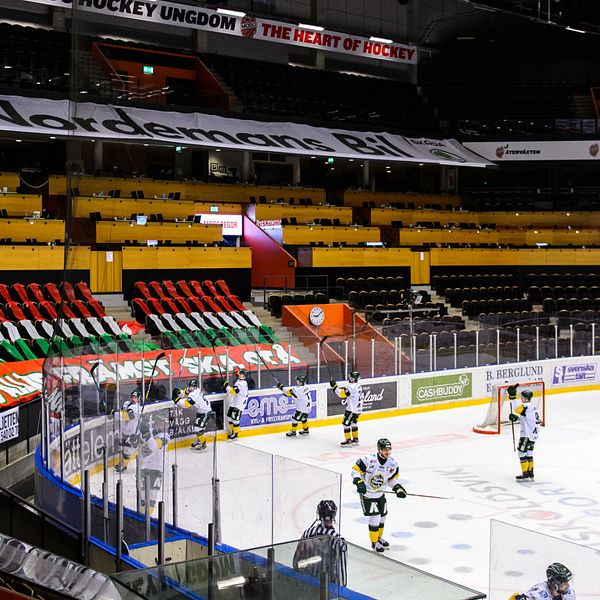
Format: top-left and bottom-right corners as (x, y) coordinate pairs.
(507, 382), (517, 453)
(319, 335), (333, 381)
(206, 332), (225, 381)
(382, 490), (452, 500)
(256, 353), (280, 387)
(139, 351), (166, 421)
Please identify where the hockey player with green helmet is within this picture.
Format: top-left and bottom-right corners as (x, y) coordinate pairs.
(351, 438), (407, 553)
(508, 562), (575, 599)
(278, 374), (312, 437)
(331, 370), (363, 446)
(223, 367), (249, 440)
(508, 385), (542, 481)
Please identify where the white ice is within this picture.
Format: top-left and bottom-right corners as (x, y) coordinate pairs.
(90, 389), (600, 599)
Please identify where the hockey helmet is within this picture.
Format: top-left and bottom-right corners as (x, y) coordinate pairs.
(521, 390), (533, 402)
(295, 375), (307, 385)
(377, 438), (392, 453)
(236, 368), (248, 378)
(130, 390), (141, 400)
(187, 379), (198, 391)
(546, 563), (572, 596)
(317, 499), (337, 523)
(348, 370), (360, 382)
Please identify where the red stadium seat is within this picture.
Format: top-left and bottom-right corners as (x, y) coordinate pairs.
(11, 283), (30, 303)
(189, 280), (204, 297)
(87, 299), (107, 318)
(203, 280), (218, 296)
(176, 280), (194, 297)
(132, 298), (152, 322)
(215, 295), (234, 312)
(188, 296), (206, 313)
(44, 283), (62, 304)
(0, 305), (8, 322)
(227, 294), (246, 312)
(57, 302), (76, 319)
(161, 298), (179, 314)
(0, 284), (12, 304)
(5, 302), (26, 321)
(75, 281), (95, 302)
(149, 281), (168, 300)
(163, 280), (179, 298)
(134, 281), (153, 300)
(201, 295), (222, 313)
(39, 301), (58, 320)
(215, 279), (232, 297)
(61, 281), (76, 302)
(28, 283), (46, 303)
(147, 298), (165, 315)
(23, 301), (44, 321)
(174, 297), (192, 314)
(72, 300), (92, 319)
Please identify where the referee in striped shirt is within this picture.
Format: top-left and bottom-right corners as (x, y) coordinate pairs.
(293, 500), (348, 587)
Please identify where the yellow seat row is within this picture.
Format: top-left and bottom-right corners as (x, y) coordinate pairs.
(95, 221), (223, 244)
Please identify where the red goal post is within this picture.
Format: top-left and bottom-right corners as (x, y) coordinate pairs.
(473, 381), (546, 435)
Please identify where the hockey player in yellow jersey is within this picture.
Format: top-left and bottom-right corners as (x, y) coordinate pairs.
(351, 438), (406, 552)
(508, 386), (541, 481)
(279, 374), (312, 437)
(331, 370), (363, 446)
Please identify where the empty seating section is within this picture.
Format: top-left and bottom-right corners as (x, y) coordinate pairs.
(203, 54), (438, 133)
(468, 189), (600, 212)
(0, 220), (64, 244)
(282, 225), (380, 246)
(0, 24), (70, 91)
(95, 221), (223, 245)
(0, 281), (150, 362)
(51, 175), (326, 205)
(251, 204), (353, 225)
(74, 197), (242, 220)
(267, 292), (329, 318)
(343, 190), (462, 210)
(132, 279), (278, 349)
(0, 194), (43, 218)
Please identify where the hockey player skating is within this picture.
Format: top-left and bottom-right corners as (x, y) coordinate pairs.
(351, 438), (406, 552)
(279, 375), (311, 437)
(293, 500), (348, 587)
(138, 413), (170, 516)
(330, 370), (363, 446)
(115, 389), (142, 473)
(508, 385), (541, 481)
(172, 379), (212, 451)
(509, 562), (575, 600)
(223, 367), (249, 440)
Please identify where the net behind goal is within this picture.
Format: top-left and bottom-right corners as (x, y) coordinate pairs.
(473, 381), (545, 434)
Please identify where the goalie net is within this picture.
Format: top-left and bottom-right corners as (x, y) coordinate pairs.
(473, 381), (545, 434)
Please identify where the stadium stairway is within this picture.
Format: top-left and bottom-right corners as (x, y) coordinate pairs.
(249, 303), (318, 366)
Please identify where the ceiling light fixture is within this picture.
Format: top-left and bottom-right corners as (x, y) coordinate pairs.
(298, 23), (324, 31)
(217, 8), (246, 17)
(369, 36), (393, 44)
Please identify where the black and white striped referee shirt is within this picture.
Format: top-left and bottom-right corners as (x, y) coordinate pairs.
(293, 521), (348, 587)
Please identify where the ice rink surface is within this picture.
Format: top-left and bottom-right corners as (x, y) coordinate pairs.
(94, 389), (600, 598)
(237, 389), (600, 598)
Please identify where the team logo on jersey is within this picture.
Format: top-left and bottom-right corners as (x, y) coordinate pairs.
(241, 16), (257, 38)
(369, 473), (385, 489)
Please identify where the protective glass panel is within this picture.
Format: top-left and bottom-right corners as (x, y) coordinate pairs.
(489, 520), (599, 600)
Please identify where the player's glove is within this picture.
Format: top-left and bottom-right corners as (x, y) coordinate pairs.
(222, 380), (229, 392)
(508, 594), (527, 600)
(506, 384), (519, 398)
(277, 382), (284, 390)
(353, 478), (367, 494)
(172, 388), (181, 403)
(509, 413), (519, 422)
(393, 483), (407, 498)
(330, 380), (337, 389)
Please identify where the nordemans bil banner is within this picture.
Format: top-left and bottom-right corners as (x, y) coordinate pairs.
(0, 95), (491, 167)
(19, 0), (417, 64)
(0, 344), (305, 408)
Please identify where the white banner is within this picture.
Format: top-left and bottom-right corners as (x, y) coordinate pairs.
(0, 94), (490, 166)
(0, 406), (19, 443)
(197, 213), (243, 236)
(20, 0), (417, 64)
(464, 140), (600, 162)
